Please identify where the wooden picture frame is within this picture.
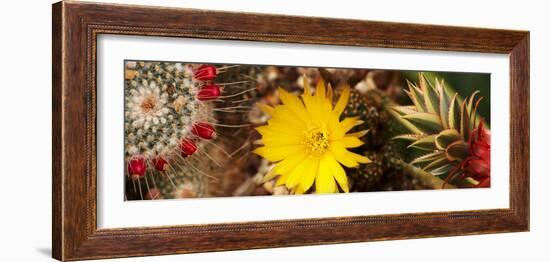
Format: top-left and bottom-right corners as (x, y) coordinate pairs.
(52, 1), (529, 261)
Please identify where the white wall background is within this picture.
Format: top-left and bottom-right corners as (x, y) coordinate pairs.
(0, 0), (546, 261)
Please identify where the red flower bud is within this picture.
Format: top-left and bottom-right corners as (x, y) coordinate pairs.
(128, 157), (146, 179)
(196, 84), (221, 101)
(152, 157), (168, 172)
(194, 65), (217, 81)
(180, 138), (197, 157)
(192, 122), (216, 139)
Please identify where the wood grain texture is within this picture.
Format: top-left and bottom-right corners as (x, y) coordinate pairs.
(52, 2), (63, 260)
(52, 1), (530, 261)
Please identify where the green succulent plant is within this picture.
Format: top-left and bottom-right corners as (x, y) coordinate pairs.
(391, 73), (485, 178)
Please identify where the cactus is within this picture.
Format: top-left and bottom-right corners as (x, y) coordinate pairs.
(340, 88), (414, 191)
(124, 61), (252, 200)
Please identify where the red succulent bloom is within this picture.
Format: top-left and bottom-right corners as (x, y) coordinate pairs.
(458, 122), (491, 187)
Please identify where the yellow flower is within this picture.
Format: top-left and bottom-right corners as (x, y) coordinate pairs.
(254, 79), (371, 194)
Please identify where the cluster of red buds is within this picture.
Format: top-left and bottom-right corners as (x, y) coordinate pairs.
(174, 65), (220, 159)
(178, 122), (216, 157)
(173, 64), (220, 158)
(127, 65), (220, 181)
(195, 65), (221, 101)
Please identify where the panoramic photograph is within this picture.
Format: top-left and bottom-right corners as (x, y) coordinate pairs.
(123, 61), (491, 200)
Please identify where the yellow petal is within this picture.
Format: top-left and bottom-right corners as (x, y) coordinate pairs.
(303, 97), (325, 122)
(315, 161), (337, 194)
(276, 173), (290, 186)
(322, 152), (349, 192)
(331, 117), (363, 139)
(255, 125), (277, 136)
(301, 81), (332, 124)
(262, 134), (304, 147)
(265, 120), (306, 137)
(253, 145), (305, 162)
(299, 157), (319, 192)
(338, 136), (364, 148)
(346, 130), (369, 138)
(271, 152), (307, 177)
(301, 92), (317, 117)
(326, 112), (340, 133)
(329, 141), (359, 167)
(286, 156), (316, 189)
(326, 83), (334, 102)
(315, 79), (326, 100)
(256, 125), (304, 138)
(300, 79), (323, 121)
(277, 88), (310, 123)
(257, 103), (275, 116)
(324, 83), (337, 131)
(302, 75), (311, 97)
(292, 186), (306, 195)
(349, 151), (372, 164)
(268, 105), (307, 130)
(333, 85), (350, 117)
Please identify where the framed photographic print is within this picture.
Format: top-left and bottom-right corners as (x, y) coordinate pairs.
(52, 1), (529, 261)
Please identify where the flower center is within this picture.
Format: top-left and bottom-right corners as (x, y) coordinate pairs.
(304, 124), (330, 155)
(140, 96), (156, 113)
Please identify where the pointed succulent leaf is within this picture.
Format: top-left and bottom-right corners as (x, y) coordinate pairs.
(460, 99), (470, 141)
(429, 164), (454, 176)
(411, 151), (445, 165)
(423, 156), (449, 171)
(447, 93), (460, 131)
(391, 113), (424, 135)
(466, 90), (480, 118)
(435, 129), (461, 150)
(445, 141), (469, 161)
(437, 78), (446, 94)
(408, 134), (437, 151)
(393, 134), (426, 142)
(420, 74), (440, 115)
(437, 80), (451, 129)
(388, 108), (423, 135)
(466, 91), (480, 131)
(470, 96), (484, 131)
(392, 106), (418, 116)
(402, 112), (443, 134)
(405, 80), (426, 112)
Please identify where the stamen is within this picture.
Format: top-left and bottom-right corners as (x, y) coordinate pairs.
(303, 124), (330, 155)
